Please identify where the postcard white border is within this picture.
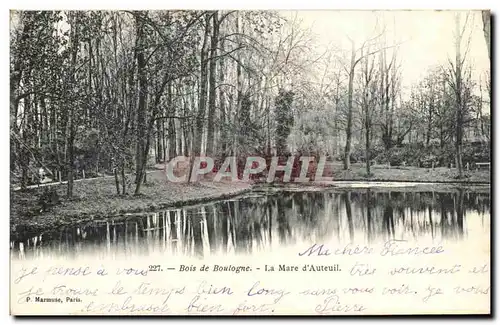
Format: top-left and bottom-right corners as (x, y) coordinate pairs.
(2, 0), (497, 324)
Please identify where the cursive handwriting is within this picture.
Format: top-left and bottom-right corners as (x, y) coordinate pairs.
(247, 281), (290, 303)
(314, 295), (367, 314)
(380, 240), (444, 256)
(14, 266), (38, 284)
(82, 296), (170, 313)
(299, 243), (374, 257)
(298, 244), (331, 256)
(11, 249), (490, 315)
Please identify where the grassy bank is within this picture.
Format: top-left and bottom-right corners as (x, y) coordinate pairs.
(10, 170), (251, 240)
(324, 162), (490, 183)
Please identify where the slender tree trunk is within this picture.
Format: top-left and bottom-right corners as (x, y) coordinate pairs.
(67, 107), (75, 197)
(454, 13), (464, 179)
(365, 111), (371, 176)
(162, 116), (168, 161)
(156, 117), (163, 163)
(206, 11), (219, 155)
(234, 13), (242, 157)
(114, 167), (120, 195)
(167, 84), (176, 160)
(182, 90), (190, 157)
(426, 108), (432, 147)
(344, 43), (355, 170)
(121, 162), (126, 195)
(188, 13), (210, 182)
(362, 52), (372, 176)
(219, 37), (227, 155)
(134, 13), (148, 194)
(20, 84), (31, 190)
(479, 78), (485, 140)
(67, 12), (80, 198)
(266, 97), (271, 156)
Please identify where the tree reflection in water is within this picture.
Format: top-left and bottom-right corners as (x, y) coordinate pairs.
(12, 188), (490, 260)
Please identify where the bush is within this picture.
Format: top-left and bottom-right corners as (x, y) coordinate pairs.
(38, 188), (60, 212)
(348, 147), (369, 163)
(373, 141), (490, 168)
(419, 154), (439, 168)
(462, 142), (490, 164)
(389, 155), (404, 167)
(376, 147), (407, 166)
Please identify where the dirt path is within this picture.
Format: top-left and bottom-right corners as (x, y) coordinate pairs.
(11, 170), (158, 192)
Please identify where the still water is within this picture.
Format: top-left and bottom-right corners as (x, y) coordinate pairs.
(11, 187), (490, 260)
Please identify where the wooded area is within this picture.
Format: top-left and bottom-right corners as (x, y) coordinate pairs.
(10, 10), (491, 197)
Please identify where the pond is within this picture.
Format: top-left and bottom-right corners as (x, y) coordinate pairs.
(10, 186), (491, 260)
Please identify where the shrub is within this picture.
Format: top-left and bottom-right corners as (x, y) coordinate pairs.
(38, 188), (60, 212)
(419, 154), (439, 168)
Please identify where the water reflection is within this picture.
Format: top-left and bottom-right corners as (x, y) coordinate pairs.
(11, 188), (490, 260)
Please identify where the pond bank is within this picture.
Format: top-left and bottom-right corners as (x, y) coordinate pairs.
(326, 163), (490, 183)
(10, 166), (490, 240)
(10, 170), (252, 240)
(257, 181), (491, 194)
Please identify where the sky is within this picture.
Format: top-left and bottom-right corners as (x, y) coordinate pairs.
(288, 10), (490, 99)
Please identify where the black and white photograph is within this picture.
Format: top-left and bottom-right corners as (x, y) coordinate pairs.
(9, 9), (491, 316)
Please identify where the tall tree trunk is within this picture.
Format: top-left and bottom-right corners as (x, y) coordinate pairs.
(114, 167), (120, 195)
(163, 115), (168, 161)
(121, 162), (126, 195)
(67, 12), (80, 198)
(134, 13), (148, 194)
(343, 42), (355, 170)
(20, 79), (32, 190)
(182, 85), (190, 157)
(479, 78), (485, 140)
(156, 117), (163, 163)
(266, 97), (271, 156)
(454, 13), (464, 179)
(362, 52), (372, 177)
(67, 106), (75, 197)
(188, 13), (210, 182)
(206, 11), (219, 155)
(167, 83), (176, 160)
(426, 104), (432, 147)
(219, 35), (227, 155)
(365, 115), (370, 176)
(234, 12), (242, 157)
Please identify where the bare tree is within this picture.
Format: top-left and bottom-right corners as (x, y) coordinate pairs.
(206, 11), (219, 155)
(342, 28), (396, 170)
(447, 12), (473, 178)
(358, 47), (378, 176)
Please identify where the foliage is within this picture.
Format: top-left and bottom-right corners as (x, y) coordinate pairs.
(289, 107), (336, 156)
(275, 89), (295, 155)
(9, 10), (490, 195)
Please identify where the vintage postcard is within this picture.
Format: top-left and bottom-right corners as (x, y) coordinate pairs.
(9, 9), (491, 316)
